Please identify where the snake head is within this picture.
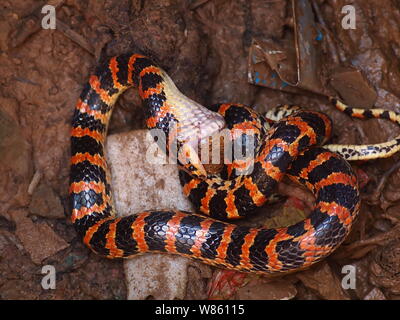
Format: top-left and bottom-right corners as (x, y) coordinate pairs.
(175, 108), (225, 178)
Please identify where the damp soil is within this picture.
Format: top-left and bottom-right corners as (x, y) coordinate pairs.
(1, 0), (400, 300)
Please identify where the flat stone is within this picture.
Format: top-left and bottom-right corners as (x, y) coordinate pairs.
(106, 129), (210, 300)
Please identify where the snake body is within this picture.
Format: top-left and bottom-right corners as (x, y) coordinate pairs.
(69, 53), (395, 274)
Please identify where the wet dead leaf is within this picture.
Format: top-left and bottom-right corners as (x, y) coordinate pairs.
(369, 240), (400, 295)
(9, 209), (69, 264)
(236, 278), (297, 300)
(330, 66), (377, 108)
(296, 262), (350, 300)
(29, 183), (65, 219)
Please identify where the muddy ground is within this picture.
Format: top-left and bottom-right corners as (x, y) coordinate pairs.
(1, 0), (400, 300)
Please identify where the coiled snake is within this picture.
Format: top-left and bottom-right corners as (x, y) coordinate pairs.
(70, 53), (399, 274)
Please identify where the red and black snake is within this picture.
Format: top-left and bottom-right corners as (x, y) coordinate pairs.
(70, 53), (397, 274)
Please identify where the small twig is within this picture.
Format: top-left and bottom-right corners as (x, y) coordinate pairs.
(56, 20), (94, 55)
(339, 223), (400, 256)
(28, 171), (42, 195)
(333, 212), (400, 260)
(9, 1), (94, 55)
(13, 77), (41, 86)
(381, 213), (400, 224)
